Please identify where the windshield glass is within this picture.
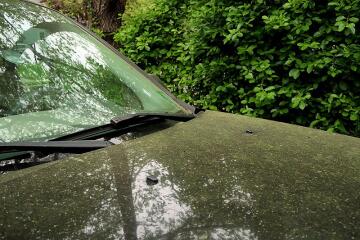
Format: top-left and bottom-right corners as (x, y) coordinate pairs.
(0, 0), (189, 143)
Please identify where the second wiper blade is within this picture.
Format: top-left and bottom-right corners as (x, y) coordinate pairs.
(110, 112), (195, 127)
(0, 140), (112, 154)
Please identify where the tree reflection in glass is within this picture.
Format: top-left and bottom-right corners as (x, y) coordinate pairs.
(0, 0), (187, 142)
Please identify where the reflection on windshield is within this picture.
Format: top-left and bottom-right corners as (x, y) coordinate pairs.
(0, 0), (186, 142)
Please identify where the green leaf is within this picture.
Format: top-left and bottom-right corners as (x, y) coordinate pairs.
(350, 113), (358, 121)
(349, 17), (359, 23)
(289, 69), (300, 79)
(306, 64), (314, 73)
(291, 96), (301, 108)
(337, 22), (346, 32)
(209, 105), (218, 111)
(299, 101), (306, 110)
(348, 23), (356, 34)
(245, 72), (254, 80)
(336, 16), (346, 21)
(339, 81), (348, 90)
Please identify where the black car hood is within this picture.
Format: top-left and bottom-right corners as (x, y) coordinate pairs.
(1, 111), (360, 239)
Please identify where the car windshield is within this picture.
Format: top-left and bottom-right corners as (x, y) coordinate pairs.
(0, 0), (189, 143)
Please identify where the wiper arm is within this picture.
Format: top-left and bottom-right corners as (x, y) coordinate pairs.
(0, 140), (112, 155)
(54, 112), (195, 141)
(110, 112), (195, 127)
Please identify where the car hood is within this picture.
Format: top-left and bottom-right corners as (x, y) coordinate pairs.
(1, 111), (359, 239)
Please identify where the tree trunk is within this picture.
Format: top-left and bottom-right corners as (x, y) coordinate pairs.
(49, 0), (126, 33)
(92, 0), (126, 33)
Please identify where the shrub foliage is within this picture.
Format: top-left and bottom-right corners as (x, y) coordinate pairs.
(115, 0), (360, 136)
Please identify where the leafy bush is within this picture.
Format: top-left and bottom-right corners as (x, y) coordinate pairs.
(115, 0), (360, 136)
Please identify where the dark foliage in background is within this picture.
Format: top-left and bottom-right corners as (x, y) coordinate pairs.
(115, 0), (360, 136)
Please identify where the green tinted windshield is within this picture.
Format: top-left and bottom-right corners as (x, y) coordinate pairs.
(0, 0), (189, 142)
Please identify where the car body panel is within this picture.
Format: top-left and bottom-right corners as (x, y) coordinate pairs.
(1, 111), (359, 239)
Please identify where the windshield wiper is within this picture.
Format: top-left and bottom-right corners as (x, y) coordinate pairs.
(0, 113), (194, 169)
(54, 112), (195, 141)
(110, 112), (194, 126)
(0, 140), (112, 155)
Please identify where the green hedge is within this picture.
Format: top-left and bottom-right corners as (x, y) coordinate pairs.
(115, 0), (360, 136)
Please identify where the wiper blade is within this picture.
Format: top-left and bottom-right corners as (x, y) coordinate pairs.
(110, 112), (195, 126)
(0, 140), (112, 154)
(54, 112), (195, 141)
